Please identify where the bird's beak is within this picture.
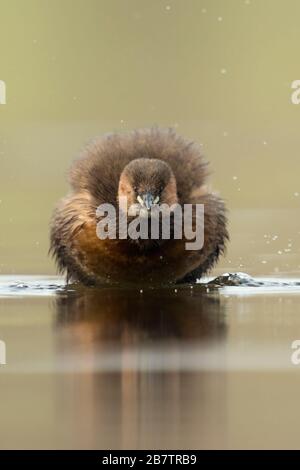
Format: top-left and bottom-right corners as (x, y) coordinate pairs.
(137, 192), (156, 211)
(142, 192), (155, 210)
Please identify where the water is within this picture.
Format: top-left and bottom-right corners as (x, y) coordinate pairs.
(1, 274), (300, 449)
(1, 0), (300, 450)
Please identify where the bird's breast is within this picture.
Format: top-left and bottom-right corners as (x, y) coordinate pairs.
(72, 221), (202, 285)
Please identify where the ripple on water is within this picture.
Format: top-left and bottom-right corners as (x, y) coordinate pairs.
(205, 272), (300, 295)
(0, 276), (66, 297)
(0, 273), (300, 297)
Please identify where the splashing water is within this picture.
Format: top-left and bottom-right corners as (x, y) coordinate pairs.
(0, 272), (300, 298)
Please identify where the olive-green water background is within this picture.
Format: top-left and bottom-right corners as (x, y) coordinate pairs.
(2, 1), (300, 451)
(0, 0), (300, 275)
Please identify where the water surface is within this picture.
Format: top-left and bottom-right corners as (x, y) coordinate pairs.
(0, 274), (300, 449)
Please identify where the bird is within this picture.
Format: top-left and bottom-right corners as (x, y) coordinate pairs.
(50, 128), (228, 286)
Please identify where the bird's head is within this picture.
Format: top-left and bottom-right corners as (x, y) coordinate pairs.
(118, 158), (178, 216)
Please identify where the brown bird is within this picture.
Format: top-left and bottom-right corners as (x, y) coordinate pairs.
(50, 128), (228, 286)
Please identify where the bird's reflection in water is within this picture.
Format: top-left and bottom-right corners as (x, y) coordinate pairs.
(53, 287), (228, 449)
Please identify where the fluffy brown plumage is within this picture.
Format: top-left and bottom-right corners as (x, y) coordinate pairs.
(50, 128), (228, 286)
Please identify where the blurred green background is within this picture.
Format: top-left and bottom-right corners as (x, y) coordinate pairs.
(0, 0), (299, 275)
